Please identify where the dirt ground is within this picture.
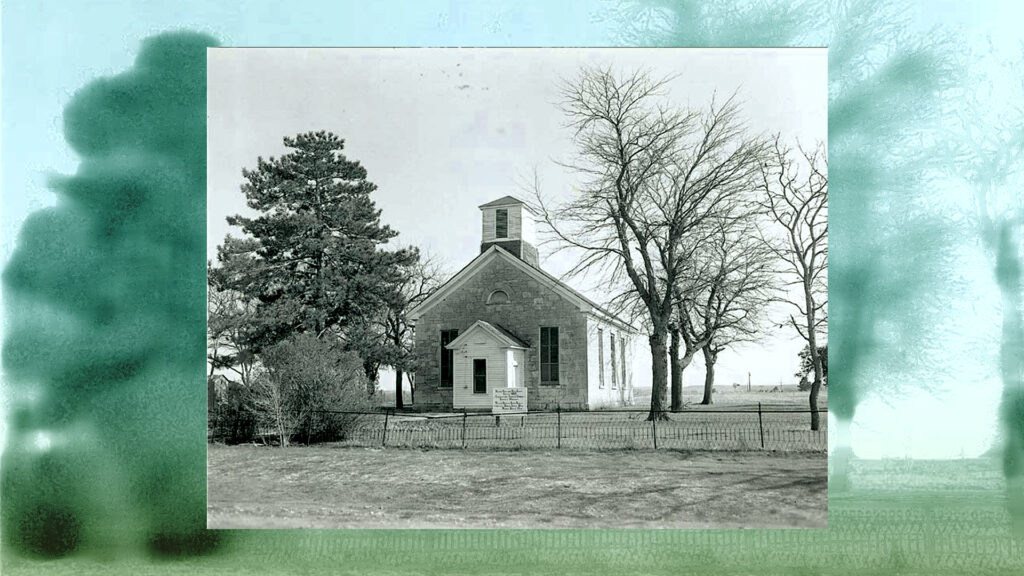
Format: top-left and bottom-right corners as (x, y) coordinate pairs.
(207, 445), (826, 529)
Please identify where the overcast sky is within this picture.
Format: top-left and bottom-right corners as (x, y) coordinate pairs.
(208, 47), (827, 392)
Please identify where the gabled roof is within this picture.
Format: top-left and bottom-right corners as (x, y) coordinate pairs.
(446, 320), (530, 350)
(410, 245), (636, 334)
(477, 195), (537, 214)
(491, 323), (531, 347)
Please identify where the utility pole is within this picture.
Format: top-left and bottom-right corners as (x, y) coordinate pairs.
(747, 372), (751, 392)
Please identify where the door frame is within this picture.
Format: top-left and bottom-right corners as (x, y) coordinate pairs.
(472, 358), (487, 394)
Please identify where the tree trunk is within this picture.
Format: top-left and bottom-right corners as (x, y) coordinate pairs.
(647, 330), (670, 421)
(395, 367), (404, 409)
(407, 374), (415, 405)
(832, 416), (853, 491)
(805, 281), (823, 430)
(393, 330), (406, 410)
(277, 405), (288, 448)
(363, 360), (379, 396)
(809, 335), (824, 431)
(700, 346), (716, 405)
(670, 327), (682, 412)
(993, 222), (1024, 528)
(809, 374), (822, 431)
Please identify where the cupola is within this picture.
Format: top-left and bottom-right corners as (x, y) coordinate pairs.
(478, 195), (540, 267)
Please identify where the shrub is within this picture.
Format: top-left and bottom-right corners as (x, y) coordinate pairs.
(251, 334), (373, 445)
(208, 379), (258, 444)
(795, 344), (828, 388)
(208, 398), (258, 444)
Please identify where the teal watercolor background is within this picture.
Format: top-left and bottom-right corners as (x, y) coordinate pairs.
(4, 0), (1024, 574)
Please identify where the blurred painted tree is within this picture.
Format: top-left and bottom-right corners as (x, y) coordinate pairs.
(951, 43), (1024, 526)
(610, 0), (962, 487)
(2, 33), (222, 556)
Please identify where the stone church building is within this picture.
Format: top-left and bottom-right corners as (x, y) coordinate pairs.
(409, 196), (637, 411)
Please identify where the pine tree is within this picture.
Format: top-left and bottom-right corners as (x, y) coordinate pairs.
(215, 131), (417, 373)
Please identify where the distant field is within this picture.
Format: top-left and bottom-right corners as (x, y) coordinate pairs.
(631, 384), (827, 411)
(207, 445), (826, 529)
(379, 384), (826, 411)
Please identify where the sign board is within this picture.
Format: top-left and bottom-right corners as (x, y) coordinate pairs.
(492, 387), (528, 414)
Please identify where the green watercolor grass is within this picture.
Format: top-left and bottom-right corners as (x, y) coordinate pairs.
(4, 2), (1024, 575)
(5, 459), (1024, 574)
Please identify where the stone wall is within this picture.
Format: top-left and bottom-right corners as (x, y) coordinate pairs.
(413, 255), (588, 410)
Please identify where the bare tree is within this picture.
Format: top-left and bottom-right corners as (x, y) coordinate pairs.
(249, 365), (289, 446)
(685, 224), (777, 405)
(614, 0), (961, 496)
(207, 267), (258, 387)
(533, 66), (767, 420)
(759, 138), (828, 430)
(379, 253), (447, 409)
(664, 219), (773, 409)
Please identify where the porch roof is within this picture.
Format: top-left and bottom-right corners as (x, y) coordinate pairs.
(445, 320), (530, 350)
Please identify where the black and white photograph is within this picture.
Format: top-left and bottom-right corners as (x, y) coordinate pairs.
(206, 47), (827, 529)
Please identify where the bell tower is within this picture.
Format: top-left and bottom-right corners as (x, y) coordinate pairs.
(478, 196), (540, 267)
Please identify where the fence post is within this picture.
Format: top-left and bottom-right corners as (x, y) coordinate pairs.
(382, 409), (390, 447)
(757, 403), (765, 449)
(461, 408), (467, 449)
(556, 406), (562, 449)
(652, 410), (658, 449)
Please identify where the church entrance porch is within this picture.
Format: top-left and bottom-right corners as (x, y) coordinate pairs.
(445, 320), (528, 410)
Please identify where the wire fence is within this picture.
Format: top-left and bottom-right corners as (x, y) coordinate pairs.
(210, 404), (826, 452)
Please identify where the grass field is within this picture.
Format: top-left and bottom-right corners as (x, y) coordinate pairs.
(207, 445), (826, 529)
(9, 457), (1024, 575)
(630, 384), (827, 411)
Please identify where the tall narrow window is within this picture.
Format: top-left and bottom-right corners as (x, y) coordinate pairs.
(610, 334), (618, 388)
(620, 337), (627, 390)
(473, 359), (487, 394)
(598, 328), (605, 388)
(440, 329), (458, 387)
(540, 326), (559, 384)
(495, 208), (508, 239)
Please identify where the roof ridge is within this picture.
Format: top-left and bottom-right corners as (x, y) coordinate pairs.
(477, 194), (525, 209)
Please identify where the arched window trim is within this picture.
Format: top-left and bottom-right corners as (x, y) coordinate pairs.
(487, 289), (510, 304)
